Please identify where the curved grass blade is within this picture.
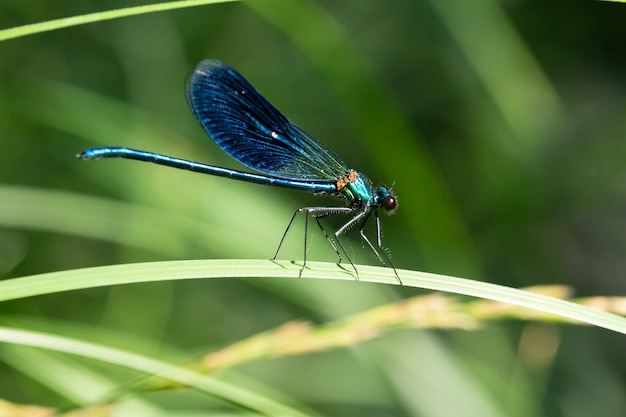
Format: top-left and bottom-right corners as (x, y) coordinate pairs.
(0, 326), (317, 417)
(1, 260), (625, 334)
(0, 0), (238, 42)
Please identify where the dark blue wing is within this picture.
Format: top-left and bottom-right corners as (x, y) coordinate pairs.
(186, 59), (348, 181)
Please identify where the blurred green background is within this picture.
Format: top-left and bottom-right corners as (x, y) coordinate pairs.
(1, 0), (625, 415)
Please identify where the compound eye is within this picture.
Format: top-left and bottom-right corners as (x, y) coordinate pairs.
(382, 195), (397, 211)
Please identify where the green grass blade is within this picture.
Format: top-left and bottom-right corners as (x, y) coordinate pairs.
(1, 260), (625, 334)
(1, 345), (130, 405)
(0, 326), (316, 417)
(0, 0), (237, 42)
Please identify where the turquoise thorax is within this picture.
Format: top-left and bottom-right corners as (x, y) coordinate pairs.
(338, 170), (375, 205)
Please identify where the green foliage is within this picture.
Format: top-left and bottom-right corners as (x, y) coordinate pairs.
(0, 1), (625, 416)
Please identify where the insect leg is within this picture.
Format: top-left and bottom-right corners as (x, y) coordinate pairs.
(273, 209), (300, 260)
(333, 208), (371, 280)
(358, 209), (402, 285)
(274, 206), (354, 276)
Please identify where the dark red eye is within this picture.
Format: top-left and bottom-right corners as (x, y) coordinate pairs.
(383, 195), (397, 211)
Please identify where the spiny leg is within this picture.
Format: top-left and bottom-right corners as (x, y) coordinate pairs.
(273, 209), (300, 260)
(273, 207), (310, 276)
(333, 209), (371, 280)
(274, 206), (354, 276)
(313, 214), (343, 263)
(373, 211), (400, 281)
(304, 207), (354, 275)
(301, 209), (310, 277)
(274, 206), (400, 282)
(359, 209), (402, 285)
(356, 209), (386, 265)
